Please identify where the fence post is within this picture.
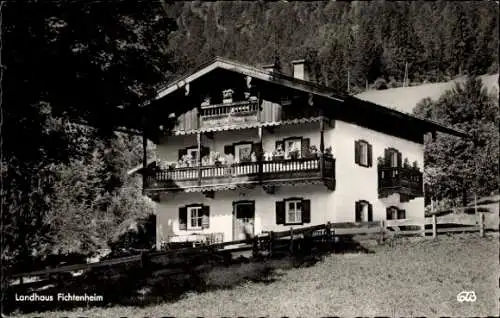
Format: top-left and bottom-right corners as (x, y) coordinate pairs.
(289, 227), (294, 255)
(268, 231), (274, 258)
(432, 214), (437, 239)
(479, 212), (485, 238)
(379, 220), (385, 244)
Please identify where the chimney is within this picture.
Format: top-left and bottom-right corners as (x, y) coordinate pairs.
(262, 62), (281, 74)
(291, 59), (309, 81)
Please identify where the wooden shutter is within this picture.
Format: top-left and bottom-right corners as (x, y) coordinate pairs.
(224, 145), (234, 155)
(302, 199), (311, 223)
(355, 201), (362, 222)
(201, 146), (210, 158)
(276, 201), (285, 225)
(251, 143), (262, 159)
(201, 205), (210, 229)
(397, 151), (402, 168)
(386, 208), (392, 220)
(178, 148), (187, 160)
(368, 203), (373, 222)
(367, 143), (373, 167)
(384, 148), (391, 166)
(398, 209), (406, 220)
(354, 141), (360, 164)
(301, 138), (310, 158)
(179, 207), (187, 230)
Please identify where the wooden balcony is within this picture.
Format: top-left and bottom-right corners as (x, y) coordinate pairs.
(378, 166), (423, 200)
(200, 100), (260, 129)
(145, 156), (336, 192)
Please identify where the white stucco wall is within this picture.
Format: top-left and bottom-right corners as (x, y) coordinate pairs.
(153, 119), (425, 246)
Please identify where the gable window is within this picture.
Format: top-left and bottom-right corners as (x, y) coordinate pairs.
(234, 143), (253, 162)
(179, 204), (210, 230)
(386, 206), (406, 220)
(355, 200), (373, 222)
(355, 140), (373, 167)
(276, 198), (311, 225)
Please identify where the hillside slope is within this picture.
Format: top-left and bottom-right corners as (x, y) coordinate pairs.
(355, 74), (499, 113)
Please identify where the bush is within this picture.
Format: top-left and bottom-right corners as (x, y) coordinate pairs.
(372, 77), (388, 90)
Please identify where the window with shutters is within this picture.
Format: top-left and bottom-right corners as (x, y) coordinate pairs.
(355, 140), (372, 167)
(286, 200), (302, 224)
(355, 200), (373, 222)
(187, 206), (203, 230)
(276, 198), (311, 225)
(384, 148), (401, 168)
(386, 206), (406, 220)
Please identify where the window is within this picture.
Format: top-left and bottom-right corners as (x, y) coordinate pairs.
(386, 206), (406, 220)
(384, 148), (401, 168)
(355, 140), (372, 167)
(390, 151), (398, 168)
(186, 148), (198, 162)
(187, 206), (203, 230)
(179, 204), (210, 230)
(276, 198), (311, 225)
(355, 200), (373, 222)
(284, 138), (302, 158)
(286, 200), (302, 224)
(234, 143), (252, 162)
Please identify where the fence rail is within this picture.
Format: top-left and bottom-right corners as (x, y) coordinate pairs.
(6, 210), (494, 285)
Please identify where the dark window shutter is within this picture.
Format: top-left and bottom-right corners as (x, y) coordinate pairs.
(179, 207), (187, 230)
(275, 140), (284, 151)
(302, 199), (311, 223)
(367, 143), (373, 167)
(178, 148), (187, 160)
(354, 141), (360, 164)
(397, 151), (402, 168)
(368, 203), (373, 222)
(201, 146), (210, 158)
(224, 145), (234, 155)
(398, 209), (406, 220)
(301, 138), (310, 158)
(276, 201), (285, 225)
(386, 208), (392, 220)
(384, 148), (391, 166)
(202, 205), (210, 229)
(355, 201), (362, 222)
(251, 143), (262, 159)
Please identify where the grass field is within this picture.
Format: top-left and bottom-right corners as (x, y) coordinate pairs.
(14, 234), (499, 317)
(356, 73), (499, 113)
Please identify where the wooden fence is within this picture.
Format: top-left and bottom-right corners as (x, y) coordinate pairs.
(6, 210), (494, 287)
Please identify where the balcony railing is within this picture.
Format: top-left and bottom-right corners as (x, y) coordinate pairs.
(200, 100), (260, 129)
(378, 166), (423, 199)
(146, 156), (335, 192)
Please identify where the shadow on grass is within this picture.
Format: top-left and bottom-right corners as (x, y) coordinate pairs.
(4, 237), (375, 315)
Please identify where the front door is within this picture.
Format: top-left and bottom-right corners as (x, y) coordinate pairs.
(233, 201), (255, 240)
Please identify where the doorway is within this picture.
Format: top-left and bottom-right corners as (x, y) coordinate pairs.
(233, 201), (255, 241)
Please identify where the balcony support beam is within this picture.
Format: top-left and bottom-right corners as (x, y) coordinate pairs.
(319, 117), (325, 176)
(142, 117), (148, 195)
(258, 126), (263, 182)
(197, 132), (202, 186)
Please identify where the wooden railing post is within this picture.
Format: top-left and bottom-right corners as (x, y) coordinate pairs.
(252, 236), (259, 258)
(379, 220), (385, 245)
(268, 231), (274, 258)
(289, 228), (294, 255)
(479, 212), (485, 237)
(432, 214), (437, 239)
(197, 132), (202, 186)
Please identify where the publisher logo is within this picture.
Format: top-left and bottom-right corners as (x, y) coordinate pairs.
(457, 291), (477, 303)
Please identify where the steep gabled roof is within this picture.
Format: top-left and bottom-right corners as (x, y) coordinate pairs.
(152, 56), (467, 139)
(155, 56), (344, 102)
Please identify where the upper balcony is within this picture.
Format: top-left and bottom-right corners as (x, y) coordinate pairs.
(378, 166), (423, 201)
(144, 154), (335, 194)
(171, 90), (323, 135)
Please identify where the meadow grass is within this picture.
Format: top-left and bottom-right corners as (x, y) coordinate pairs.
(12, 233), (499, 317)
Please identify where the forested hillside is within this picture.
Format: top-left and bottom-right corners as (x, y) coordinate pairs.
(163, 1), (499, 93)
